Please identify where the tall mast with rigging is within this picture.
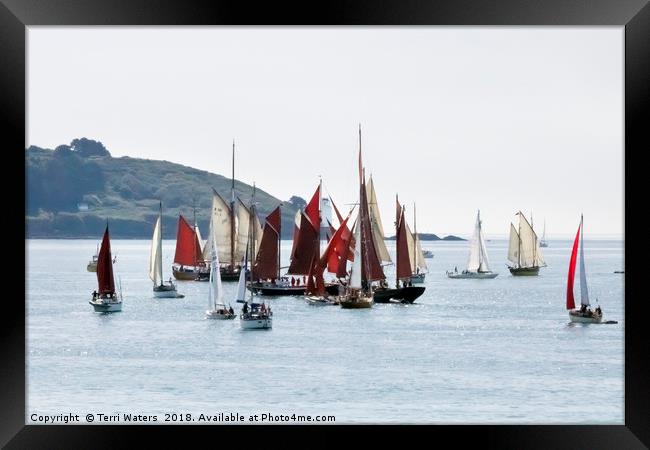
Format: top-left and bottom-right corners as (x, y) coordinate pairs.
(230, 140), (236, 271)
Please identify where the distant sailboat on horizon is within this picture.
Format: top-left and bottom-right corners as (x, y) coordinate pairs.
(540, 219), (549, 248)
(506, 211), (546, 276)
(447, 210), (498, 279)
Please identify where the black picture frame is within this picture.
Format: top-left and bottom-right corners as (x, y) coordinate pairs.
(5, 0), (648, 447)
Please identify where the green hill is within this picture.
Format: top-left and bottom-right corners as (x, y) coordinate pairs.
(26, 138), (301, 239)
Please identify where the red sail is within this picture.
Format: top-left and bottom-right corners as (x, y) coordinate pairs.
(566, 220), (581, 310)
(304, 184), (320, 232)
(96, 225), (115, 295)
(330, 195), (344, 225)
(252, 206), (281, 280)
(287, 212), (319, 275)
(306, 255), (317, 294)
(337, 218), (356, 277)
(359, 177), (385, 281)
(395, 204), (412, 280)
(173, 215), (202, 266)
(322, 213), (352, 274)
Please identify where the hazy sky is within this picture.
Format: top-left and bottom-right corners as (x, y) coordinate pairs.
(27, 27), (623, 238)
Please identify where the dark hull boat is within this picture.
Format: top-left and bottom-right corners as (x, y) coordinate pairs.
(508, 266), (540, 276)
(373, 286), (425, 304)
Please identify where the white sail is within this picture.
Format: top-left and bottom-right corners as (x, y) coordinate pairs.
(534, 236), (546, 266)
(477, 222), (491, 272)
(579, 217), (589, 306)
(203, 190), (233, 264)
(517, 213), (539, 268)
(208, 240), (224, 309)
(194, 224), (203, 250)
(507, 223), (520, 265)
(149, 215), (163, 285)
(252, 211), (264, 260)
(235, 262), (247, 303)
(414, 233), (428, 273)
(366, 176), (392, 264)
(467, 213), (482, 272)
(235, 199), (250, 264)
(404, 219), (416, 273)
(349, 220), (362, 289)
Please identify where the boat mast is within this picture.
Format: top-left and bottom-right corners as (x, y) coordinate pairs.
(531, 211), (537, 268)
(192, 197), (197, 269)
(251, 183), (257, 270)
(477, 209), (482, 270)
(517, 211), (522, 269)
(159, 201), (164, 284)
(230, 140), (236, 271)
(413, 202), (417, 275)
(278, 204), (282, 280)
(395, 193), (399, 288)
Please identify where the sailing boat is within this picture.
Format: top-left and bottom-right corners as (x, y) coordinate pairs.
(249, 205), (296, 295)
(566, 215), (602, 323)
(89, 224), (122, 312)
(339, 126), (383, 309)
(86, 243), (99, 272)
(373, 196), (425, 303)
(240, 189), (273, 329)
(409, 203), (428, 283)
(304, 208), (355, 305)
(205, 238), (236, 319)
(150, 203), (183, 297)
(540, 219), (549, 247)
(171, 214), (205, 280)
(447, 210), (498, 279)
(506, 211), (546, 276)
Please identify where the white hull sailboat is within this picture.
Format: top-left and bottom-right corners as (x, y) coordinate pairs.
(150, 203), (183, 298)
(539, 219), (549, 248)
(90, 225), (123, 313)
(566, 215), (603, 324)
(205, 225), (236, 320)
(447, 210), (498, 279)
(240, 187), (273, 328)
(506, 211), (546, 276)
(409, 203), (428, 284)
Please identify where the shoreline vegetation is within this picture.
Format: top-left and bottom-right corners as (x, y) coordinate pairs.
(26, 138), (461, 240)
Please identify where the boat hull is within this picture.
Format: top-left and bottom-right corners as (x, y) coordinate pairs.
(240, 316), (272, 329)
(447, 271), (498, 279)
(153, 284), (183, 298)
(569, 309), (603, 323)
(410, 273), (426, 284)
(373, 286), (425, 304)
(508, 266), (540, 276)
(206, 310), (236, 320)
(172, 267), (201, 281)
(89, 298), (122, 312)
(220, 266), (242, 282)
(305, 295), (339, 306)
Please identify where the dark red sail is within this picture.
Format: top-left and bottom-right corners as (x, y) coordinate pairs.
(359, 176), (385, 281)
(287, 212), (319, 275)
(173, 215), (202, 266)
(304, 184), (321, 232)
(323, 213), (352, 275)
(395, 203), (412, 280)
(252, 206), (281, 280)
(96, 225), (115, 295)
(566, 219), (581, 310)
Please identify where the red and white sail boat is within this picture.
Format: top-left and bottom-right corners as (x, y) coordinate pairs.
(89, 224), (122, 312)
(566, 215), (603, 323)
(171, 214), (206, 280)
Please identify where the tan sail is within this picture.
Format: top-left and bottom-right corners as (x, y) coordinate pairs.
(203, 189), (233, 265)
(366, 175), (392, 264)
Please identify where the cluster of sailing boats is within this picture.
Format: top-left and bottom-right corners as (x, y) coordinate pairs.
(88, 130), (607, 325)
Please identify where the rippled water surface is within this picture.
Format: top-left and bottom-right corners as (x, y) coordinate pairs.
(26, 239), (624, 423)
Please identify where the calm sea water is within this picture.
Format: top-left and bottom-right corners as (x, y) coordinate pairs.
(26, 238), (624, 424)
